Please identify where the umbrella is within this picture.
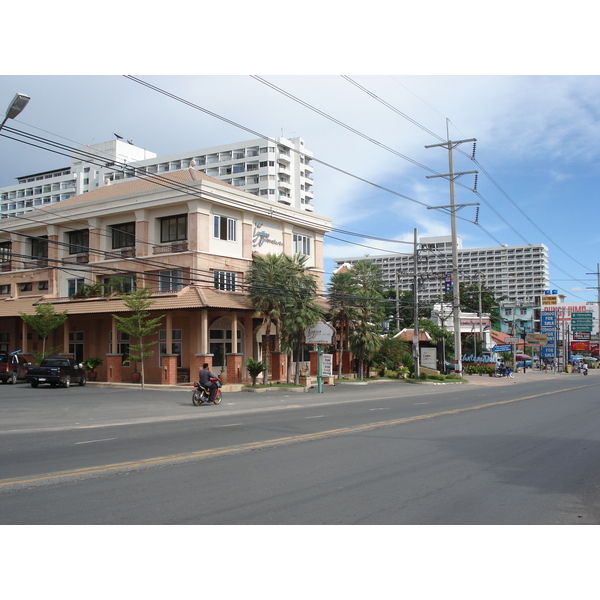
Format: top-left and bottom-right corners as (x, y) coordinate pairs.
(516, 353), (532, 360)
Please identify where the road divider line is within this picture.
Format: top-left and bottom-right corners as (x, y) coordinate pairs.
(0, 384), (590, 489)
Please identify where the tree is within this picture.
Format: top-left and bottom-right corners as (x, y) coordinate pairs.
(20, 303), (68, 360)
(247, 253), (296, 384)
(279, 255), (323, 384)
(348, 260), (386, 378)
(112, 285), (163, 390)
(328, 270), (360, 379)
(372, 335), (410, 372)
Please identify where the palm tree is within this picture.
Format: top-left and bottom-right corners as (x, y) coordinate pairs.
(348, 260), (386, 377)
(247, 253), (296, 384)
(279, 255), (323, 383)
(328, 270), (360, 378)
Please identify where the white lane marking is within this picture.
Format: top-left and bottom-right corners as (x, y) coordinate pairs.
(212, 423), (243, 428)
(75, 438), (116, 445)
(305, 415), (326, 419)
(369, 407), (391, 411)
(413, 402), (431, 406)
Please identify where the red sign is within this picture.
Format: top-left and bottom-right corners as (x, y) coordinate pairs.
(570, 341), (590, 352)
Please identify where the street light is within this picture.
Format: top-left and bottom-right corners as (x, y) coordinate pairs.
(0, 93), (30, 132)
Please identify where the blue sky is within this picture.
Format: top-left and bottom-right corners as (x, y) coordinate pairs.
(1, 73), (598, 304)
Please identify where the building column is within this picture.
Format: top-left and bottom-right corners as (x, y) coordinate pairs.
(270, 352), (287, 382)
(193, 354), (214, 382)
(161, 354), (178, 385)
(106, 354), (123, 382)
(226, 353), (243, 384)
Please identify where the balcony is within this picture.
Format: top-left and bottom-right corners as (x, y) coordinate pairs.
(63, 253), (89, 265)
(119, 248), (136, 258)
(23, 258), (49, 269)
(153, 242), (188, 255)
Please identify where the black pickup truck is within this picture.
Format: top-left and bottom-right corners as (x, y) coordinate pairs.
(26, 356), (86, 388)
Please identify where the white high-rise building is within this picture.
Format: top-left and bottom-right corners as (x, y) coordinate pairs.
(0, 136), (314, 219)
(334, 235), (550, 306)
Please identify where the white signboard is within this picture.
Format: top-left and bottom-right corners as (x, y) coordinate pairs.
(322, 354), (333, 377)
(304, 320), (335, 345)
(421, 347), (437, 370)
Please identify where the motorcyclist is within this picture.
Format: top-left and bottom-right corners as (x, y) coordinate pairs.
(199, 363), (219, 401)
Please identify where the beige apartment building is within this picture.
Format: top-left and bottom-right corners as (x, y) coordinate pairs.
(0, 166), (331, 385)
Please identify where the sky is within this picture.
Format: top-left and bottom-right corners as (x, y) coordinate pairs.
(1, 73), (598, 306)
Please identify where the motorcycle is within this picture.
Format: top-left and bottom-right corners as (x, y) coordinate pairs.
(582, 367), (588, 376)
(192, 378), (222, 406)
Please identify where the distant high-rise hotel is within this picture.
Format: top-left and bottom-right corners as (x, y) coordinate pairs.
(334, 235), (550, 306)
(1, 136), (314, 218)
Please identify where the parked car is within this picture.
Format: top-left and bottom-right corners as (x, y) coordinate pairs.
(26, 356), (86, 388)
(0, 352), (30, 384)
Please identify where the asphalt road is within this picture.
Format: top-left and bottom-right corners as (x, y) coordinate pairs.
(1, 371), (600, 524)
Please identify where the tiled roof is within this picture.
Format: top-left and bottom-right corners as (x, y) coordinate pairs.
(0, 286), (255, 317)
(394, 328), (432, 342)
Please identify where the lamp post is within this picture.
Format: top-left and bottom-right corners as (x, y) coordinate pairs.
(0, 93), (30, 132)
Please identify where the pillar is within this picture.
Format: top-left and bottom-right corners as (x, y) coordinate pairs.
(226, 353), (243, 384)
(193, 354), (213, 382)
(161, 354), (178, 385)
(106, 354), (123, 383)
(270, 352), (287, 382)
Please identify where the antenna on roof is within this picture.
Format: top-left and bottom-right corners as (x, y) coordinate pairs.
(114, 133), (123, 140)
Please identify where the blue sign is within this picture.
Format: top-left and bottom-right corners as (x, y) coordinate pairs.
(541, 312), (556, 327)
(492, 344), (512, 352)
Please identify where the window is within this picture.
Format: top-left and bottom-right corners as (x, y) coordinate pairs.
(0, 241), (11, 264)
(0, 284), (11, 294)
(293, 233), (311, 256)
(38, 281), (48, 290)
(19, 283), (32, 292)
(30, 236), (48, 258)
(111, 222), (135, 249)
(160, 215), (187, 243)
(103, 275), (135, 294)
(213, 215), (237, 241)
(214, 271), (237, 291)
(159, 269), (184, 292)
(67, 229), (89, 254)
(159, 329), (182, 367)
(69, 331), (84, 364)
(68, 278), (85, 297)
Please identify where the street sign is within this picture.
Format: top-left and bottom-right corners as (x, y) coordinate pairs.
(322, 353), (333, 377)
(304, 320), (335, 345)
(504, 337), (520, 343)
(571, 312), (593, 332)
(526, 333), (547, 345)
(541, 312), (556, 327)
(492, 344), (511, 352)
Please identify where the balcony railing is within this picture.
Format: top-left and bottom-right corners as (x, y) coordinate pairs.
(23, 258), (49, 269)
(63, 253), (90, 264)
(119, 248), (136, 258)
(153, 242), (188, 255)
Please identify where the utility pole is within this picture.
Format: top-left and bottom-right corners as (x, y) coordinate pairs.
(413, 228), (420, 379)
(425, 133), (478, 374)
